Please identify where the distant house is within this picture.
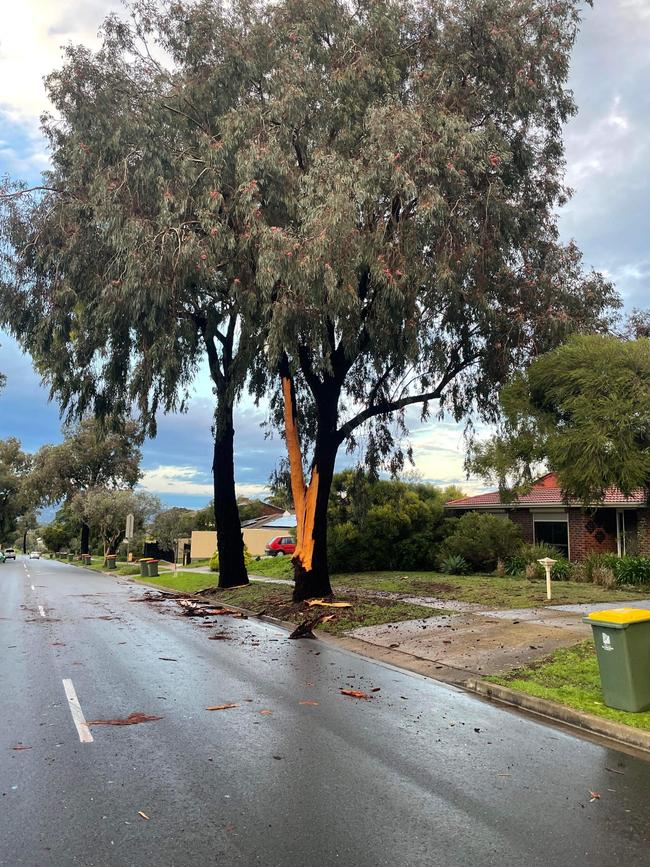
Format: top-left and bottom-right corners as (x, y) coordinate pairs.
(190, 511), (296, 560)
(445, 473), (648, 561)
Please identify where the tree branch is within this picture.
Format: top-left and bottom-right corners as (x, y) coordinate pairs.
(336, 356), (479, 443)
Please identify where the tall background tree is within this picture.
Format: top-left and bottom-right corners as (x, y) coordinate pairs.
(29, 419), (141, 554)
(151, 506), (196, 564)
(0, 437), (33, 545)
(0, 0), (278, 587)
(468, 334), (650, 503)
(72, 487), (160, 556)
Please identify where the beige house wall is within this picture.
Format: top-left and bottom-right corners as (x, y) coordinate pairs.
(190, 531), (216, 559)
(190, 527), (282, 560)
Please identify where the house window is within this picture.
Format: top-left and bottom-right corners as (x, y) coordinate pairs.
(534, 520), (569, 558)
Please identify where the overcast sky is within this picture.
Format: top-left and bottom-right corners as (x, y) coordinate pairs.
(1, 1), (648, 508)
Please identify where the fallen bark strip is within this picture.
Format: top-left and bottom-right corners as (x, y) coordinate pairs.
(87, 712), (163, 726)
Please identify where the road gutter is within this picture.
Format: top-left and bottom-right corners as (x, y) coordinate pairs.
(464, 678), (650, 754)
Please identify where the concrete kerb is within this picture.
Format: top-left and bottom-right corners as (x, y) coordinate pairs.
(465, 678), (650, 754)
(121, 574), (650, 755)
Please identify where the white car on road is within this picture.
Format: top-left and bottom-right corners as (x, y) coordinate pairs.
(29, 551), (41, 559)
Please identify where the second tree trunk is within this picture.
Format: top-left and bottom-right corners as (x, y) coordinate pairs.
(213, 403), (249, 589)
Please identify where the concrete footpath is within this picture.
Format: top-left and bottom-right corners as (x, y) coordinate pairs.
(343, 597), (650, 683)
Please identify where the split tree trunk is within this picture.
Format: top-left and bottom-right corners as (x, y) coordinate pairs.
(213, 401), (249, 589)
(281, 370), (338, 601)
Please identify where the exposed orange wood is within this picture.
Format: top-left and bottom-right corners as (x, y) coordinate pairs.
(297, 467), (318, 572)
(281, 374), (307, 550)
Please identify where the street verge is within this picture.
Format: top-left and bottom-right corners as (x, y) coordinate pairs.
(464, 678), (650, 754)
(122, 573), (650, 755)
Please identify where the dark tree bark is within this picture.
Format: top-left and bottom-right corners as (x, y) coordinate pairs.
(80, 521), (90, 555)
(213, 402), (249, 589)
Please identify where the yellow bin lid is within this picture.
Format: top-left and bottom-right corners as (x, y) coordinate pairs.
(586, 607), (650, 625)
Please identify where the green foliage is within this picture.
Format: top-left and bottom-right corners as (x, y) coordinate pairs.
(210, 545), (252, 573)
(72, 487), (160, 554)
(583, 552), (620, 583)
(237, 498), (269, 522)
(439, 554), (470, 576)
(0, 437), (33, 542)
(549, 558), (573, 581)
(439, 512), (523, 572)
(327, 471), (446, 572)
(504, 542), (563, 575)
(587, 555), (650, 587)
(150, 507), (195, 556)
(194, 501), (216, 531)
(612, 556), (650, 586)
(30, 419), (142, 507)
(469, 336), (650, 503)
(41, 523), (73, 553)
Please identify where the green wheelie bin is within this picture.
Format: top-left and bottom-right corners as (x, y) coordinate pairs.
(139, 558), (153, 576)
(584, 608), (650, 712)
(146, 559), (159, 578)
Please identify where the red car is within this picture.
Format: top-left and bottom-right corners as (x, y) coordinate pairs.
(265, 535), (296, 557)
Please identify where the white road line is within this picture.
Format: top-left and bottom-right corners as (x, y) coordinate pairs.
(38, 605), (45, 617)
(31, 584), (35, 591)
(62, 679), (94, 744)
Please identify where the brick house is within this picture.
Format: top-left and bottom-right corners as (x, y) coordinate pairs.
(445, 473), (649, 561)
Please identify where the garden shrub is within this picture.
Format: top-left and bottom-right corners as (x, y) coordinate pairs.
(504, 543), (562, 576)
(525, 561), (543, 580)
(210, 545), (253, 573)
(439, 512), (523, 572)
(439, 554), (470, 576)
(611, 556), (650, 587)
(550, 558), (573, 581)
(584, 552), (619, 583)
(327, 474), (447, 572)
(592, 565), (616, 588)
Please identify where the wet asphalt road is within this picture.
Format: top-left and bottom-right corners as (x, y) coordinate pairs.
(1, 557), (648, 867)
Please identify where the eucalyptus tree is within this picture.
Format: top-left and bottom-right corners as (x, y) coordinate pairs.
(151, 506), (196, 563)
(29, 418), (142, 554)
(237, 0), (615, 598)
(72, 487), (160, 556)
(0, 437), (33, 543)
(1, 0), (619, 601)
(0, 3), (271, 587)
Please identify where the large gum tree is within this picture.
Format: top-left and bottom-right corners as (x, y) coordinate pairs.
(230, 0), (616, 599)
(0, 2), (277, 587)
(1, 0), (617, 600)
(29, 418), (142, 555)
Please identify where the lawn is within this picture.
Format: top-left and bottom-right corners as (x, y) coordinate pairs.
(130, 572), (441, 636)
(249, 558), (649, 607)
(487, 641), (650, 732)
(249, 556), (293, 578)
(331, 572), (650, 608)
(143, 571), (218, 594)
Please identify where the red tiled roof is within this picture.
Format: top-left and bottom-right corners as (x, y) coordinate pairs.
(446, 475), (646, 509)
